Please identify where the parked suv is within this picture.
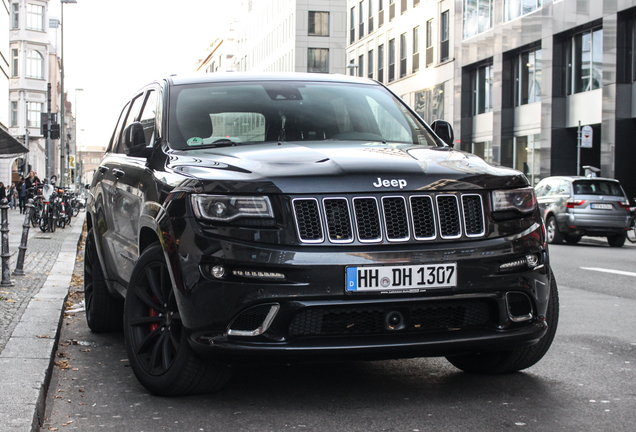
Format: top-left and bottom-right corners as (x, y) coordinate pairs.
(85, 73), (558, 396)
(535, 176), (632, 247)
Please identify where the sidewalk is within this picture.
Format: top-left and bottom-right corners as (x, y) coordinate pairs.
(0, 207), (85, 431)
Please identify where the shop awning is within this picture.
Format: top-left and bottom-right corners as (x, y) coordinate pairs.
(0, 127), (28, 158)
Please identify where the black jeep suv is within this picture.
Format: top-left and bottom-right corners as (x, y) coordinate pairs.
(85, 73), (558, 396)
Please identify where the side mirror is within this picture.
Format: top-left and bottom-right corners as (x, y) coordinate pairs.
(122, 122), (152, 157)
(430, 120), (455, 147)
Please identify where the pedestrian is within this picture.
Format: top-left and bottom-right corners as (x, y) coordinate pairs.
(9, 183), (16, 209)
(24, 171), (41, 191)
(0, 182), (6, 202)
(19, 179), (26, 214)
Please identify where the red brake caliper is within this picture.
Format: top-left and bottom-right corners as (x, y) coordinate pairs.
(149, 296), (159, 332)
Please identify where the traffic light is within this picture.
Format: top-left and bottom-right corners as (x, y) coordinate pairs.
(50, 123), (60, 140)
(40, 113), (49, 136)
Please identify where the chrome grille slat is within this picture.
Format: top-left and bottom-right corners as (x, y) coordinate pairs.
(294, 193), (486, 244)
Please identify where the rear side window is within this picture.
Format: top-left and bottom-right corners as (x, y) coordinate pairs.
(573, 180), (624, 196)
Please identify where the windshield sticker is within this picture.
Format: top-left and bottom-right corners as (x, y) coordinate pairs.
(187, 137), (204, 146)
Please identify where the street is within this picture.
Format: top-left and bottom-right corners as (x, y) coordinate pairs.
(39, 237), (636, 431)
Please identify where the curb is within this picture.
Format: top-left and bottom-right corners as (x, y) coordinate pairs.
(0, 214), (85, 431)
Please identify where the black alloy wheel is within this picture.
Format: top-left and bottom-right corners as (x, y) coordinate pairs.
(124, 243), (232, 396)
(84, 227), (123, 332)
(446, 270), (559, 374)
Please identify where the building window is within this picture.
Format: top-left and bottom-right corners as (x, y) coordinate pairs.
(11, 49), (18, 77)
(379, 0), (384, 27)
(26, 4), (44, 31)
(308, 48), (329, 73)
(27, 102), (42, 128)
(413, 26), (420, 73)
(472, 62), (494, 115)
(358, 54), (364, 77)
(472, 141), (493, 163)
(308, 11), (329, 36)
(368, 0), (374, 33)
(566, 28), (603, 95)
(425, 20), (433, 67)
(414, 83), (445, 124)
(505, 0), (542, 22)
(378, 44), (384, 83)
(463, 0), (494, 39)
(12, 3), (19, 29)
(359, 1), (364, 39)
(11, 102), (18, 127)
(26, 50), (43, 79)
(400, 33), (407, 78)
(401, 0), (407, 15)
(388, 39), (395, 82)
(368, 49), (374, 79)
(389, 0), (395, 21)
(349, 59), (356, 76)
(513, 48), (541, 106)
(414, 0), (420, 6)
(440, 10), (450, 62)
(350, 7), (355, 43)
(514, 134), (541, 186)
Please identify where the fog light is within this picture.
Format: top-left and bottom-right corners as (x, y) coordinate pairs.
(211, 265), (225, 278)
(526, 254), (539, 267)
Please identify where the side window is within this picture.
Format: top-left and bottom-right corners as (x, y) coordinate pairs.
(138, 90), (157, 146)
(108, 103), (130, 153)
(557, 181), (570, 195)
(115, 94), (145, 154)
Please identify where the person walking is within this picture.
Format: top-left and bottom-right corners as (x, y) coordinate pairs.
(19, 179), (27, 214)
(0, 182), (6, 202)
(9, 183), (16, 209)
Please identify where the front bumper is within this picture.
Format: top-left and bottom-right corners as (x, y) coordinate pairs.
(171, 219), (551, 362)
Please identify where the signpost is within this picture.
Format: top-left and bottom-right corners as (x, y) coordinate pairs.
(577, 122), (593, 176)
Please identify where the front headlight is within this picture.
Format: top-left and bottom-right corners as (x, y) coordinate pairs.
(191, 195), (274, 222)
(491, 187), (537, 214)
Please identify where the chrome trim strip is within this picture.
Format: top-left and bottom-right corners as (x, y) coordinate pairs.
(291, 198), (325, 244)
(462, 193), (486, 238)
(409, 195), (437, 241)
(322, 197), (354, 244)
(227, 304), (281, 337)
(352, 196), (383, 243)
(381, 195), (410, 242)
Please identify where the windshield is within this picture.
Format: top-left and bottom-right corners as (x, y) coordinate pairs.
(168, 81), (439, 150)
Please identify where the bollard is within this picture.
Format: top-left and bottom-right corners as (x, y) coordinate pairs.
(13, 198), (33, 276)
(0, 198), (12, 287)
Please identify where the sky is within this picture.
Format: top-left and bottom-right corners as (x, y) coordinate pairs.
(47, 0), (238, 150)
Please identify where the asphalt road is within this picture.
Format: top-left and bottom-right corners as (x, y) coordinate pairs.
(40, 237), (636, 431)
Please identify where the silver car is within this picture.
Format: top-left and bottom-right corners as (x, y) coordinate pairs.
(535, 176), (632, 247)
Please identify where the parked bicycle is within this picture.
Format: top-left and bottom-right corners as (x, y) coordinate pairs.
(39, 182), (57, 233)
(27, 187), (42, 228)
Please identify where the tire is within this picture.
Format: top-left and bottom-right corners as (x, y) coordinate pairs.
(607, 232), (626, 248)
(124, 243), (232, 396)
(73, 206), (80, 217)
(627, 227), (636, 244)
(85, 227), (124, 332)
(49, 210), (56, 233)
(30, 210), (39, 228)
(545, 216), (563, 244)
(39, 210), (48, 232)
(446, 271), (559, 374)
(564, 234), (581, 245)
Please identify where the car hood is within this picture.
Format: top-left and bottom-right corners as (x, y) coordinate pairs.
(166, 141), (528, 194)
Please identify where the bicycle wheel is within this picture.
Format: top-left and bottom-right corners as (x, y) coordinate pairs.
(627, 226), (636, 243)
(39, 209), (48, 232)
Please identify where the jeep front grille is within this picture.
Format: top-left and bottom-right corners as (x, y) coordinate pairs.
(292, 193), (485, 244)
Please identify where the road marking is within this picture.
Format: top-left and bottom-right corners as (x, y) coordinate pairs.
(580, 267), (636, 277)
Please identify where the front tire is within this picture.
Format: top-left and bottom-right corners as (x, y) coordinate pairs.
(546, 216), (563, 244)
(85, 227), (124, 332)
(446, 271), (559, 374)
(124, 243), (232, 396)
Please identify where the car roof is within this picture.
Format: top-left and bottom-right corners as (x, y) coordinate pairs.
(165, 72), (379, 87)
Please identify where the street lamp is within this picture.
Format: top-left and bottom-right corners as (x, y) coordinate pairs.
(60, 0), (77, 188)
(74, 88), (84, 191)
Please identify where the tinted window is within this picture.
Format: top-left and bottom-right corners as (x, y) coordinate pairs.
(115, 95), (144, 154)
(573, 180), (624, 196)
(109, 103), (130, 153)
(168, 81), (438, 149)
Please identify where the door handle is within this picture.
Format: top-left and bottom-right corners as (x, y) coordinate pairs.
(98, 165), (109, 174)
(113, 169), (125, 179)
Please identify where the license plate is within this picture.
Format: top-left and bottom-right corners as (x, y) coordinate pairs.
(346, 263), (457, 293)
(591, 203), (613, 210)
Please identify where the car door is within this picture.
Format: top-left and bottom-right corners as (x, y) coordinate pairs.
(107, 88), (161, 286)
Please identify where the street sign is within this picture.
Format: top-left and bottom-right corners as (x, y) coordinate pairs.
(581, 125), (593, 148)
